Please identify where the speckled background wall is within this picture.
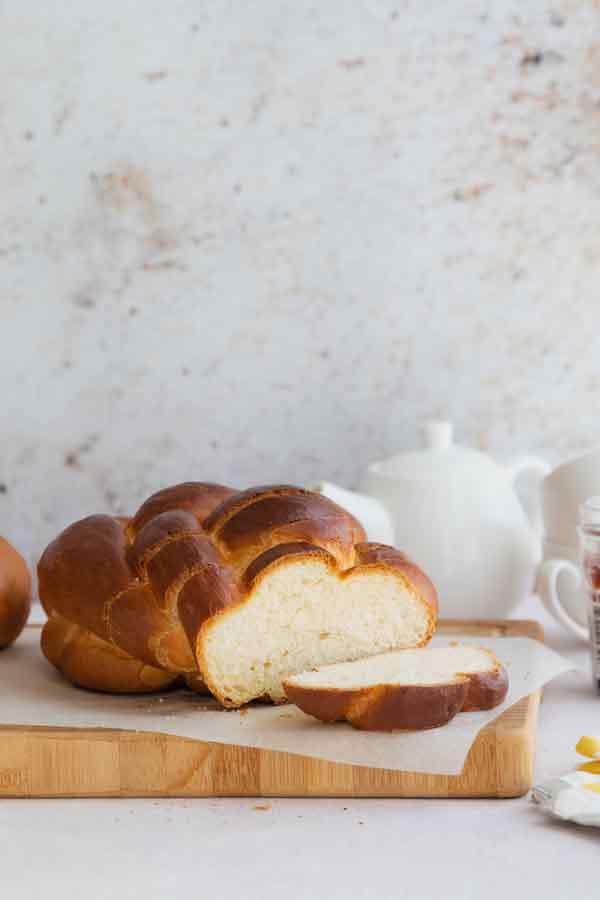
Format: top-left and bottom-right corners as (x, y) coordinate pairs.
(2, 0), (600, 563)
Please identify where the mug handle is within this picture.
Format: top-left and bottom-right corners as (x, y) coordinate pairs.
(537, 558), (589, 641)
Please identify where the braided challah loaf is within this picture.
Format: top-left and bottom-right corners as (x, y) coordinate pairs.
(38, 483), (438, 707)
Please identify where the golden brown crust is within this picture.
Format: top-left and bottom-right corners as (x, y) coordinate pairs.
(283, 648), (508, 731)
(177, 564), (240, 654)
(38, 483), (236, 692)
(144, 534), (223, 610)
(0, 537), (31, 649)
(104, 583), (172, 669)
(205, 485), (366, 571)
(38, 515), (131, 633)
(203, 485), (317, 532)
(284, 679), (469, 731)
(128, 482), (237, 539)
(41, 613), (179, 693)
(460, 655), (509, 711)
(126, 510), (203, 574)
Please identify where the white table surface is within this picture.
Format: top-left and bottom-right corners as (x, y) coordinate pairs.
(2, 598), (598, 900)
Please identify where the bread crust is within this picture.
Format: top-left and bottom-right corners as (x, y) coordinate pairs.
(41, 613), (179, 693)
(39, 484), (238, 692)
(205, 485), (366, 571)
(284, 680), (469, 730)
(0, 537), (32, 649)
(127, 482), (236, 539)
(283, 648), (508, 731)
(460, 658), (509, 711)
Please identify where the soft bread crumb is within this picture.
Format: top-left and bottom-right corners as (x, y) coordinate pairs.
(285, 646), (499, 690)
(201, 557), (432, 706)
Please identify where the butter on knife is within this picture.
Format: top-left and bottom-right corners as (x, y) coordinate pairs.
(532, 736), (600, 826)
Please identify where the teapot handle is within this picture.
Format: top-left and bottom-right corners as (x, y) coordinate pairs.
(506, 455), (551, 536)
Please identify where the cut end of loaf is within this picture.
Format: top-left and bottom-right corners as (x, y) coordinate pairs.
(197, 552), (435, 707)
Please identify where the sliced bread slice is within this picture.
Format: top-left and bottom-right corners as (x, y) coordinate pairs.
(283, 645), (508, 731)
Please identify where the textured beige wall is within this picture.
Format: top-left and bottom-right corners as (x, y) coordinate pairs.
(2, 0), (600, 561)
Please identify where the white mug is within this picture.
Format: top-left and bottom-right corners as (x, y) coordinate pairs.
(537, 540), (587, 641)
(537, 449), (600, 640)
(542, 448), (600, 546)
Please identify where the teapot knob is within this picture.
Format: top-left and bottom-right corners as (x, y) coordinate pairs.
(423, 421), (453, 450)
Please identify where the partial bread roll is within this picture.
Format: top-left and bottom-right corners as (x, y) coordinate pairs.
(38, 483), (437, 703)
(0, 537), (31, 649)
(283, 646), (508, 731)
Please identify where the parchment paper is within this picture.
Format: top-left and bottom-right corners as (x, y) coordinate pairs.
(0, 627), (574, 775)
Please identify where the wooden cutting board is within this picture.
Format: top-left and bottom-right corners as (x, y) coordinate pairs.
(0, 619), (543, 799)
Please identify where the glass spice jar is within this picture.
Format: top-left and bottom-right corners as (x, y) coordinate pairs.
(578, 497), (600, 692)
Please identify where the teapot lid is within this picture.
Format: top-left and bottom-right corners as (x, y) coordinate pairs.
(370, 421), (499, 481)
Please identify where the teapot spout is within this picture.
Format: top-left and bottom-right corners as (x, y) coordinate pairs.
(314, 481), (395, 546)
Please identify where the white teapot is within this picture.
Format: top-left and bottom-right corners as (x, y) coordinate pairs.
(317, 422), (549, 619)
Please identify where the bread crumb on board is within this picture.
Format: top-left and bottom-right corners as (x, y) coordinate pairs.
(253, 803), (272, 811)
